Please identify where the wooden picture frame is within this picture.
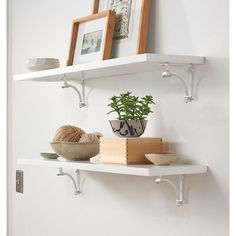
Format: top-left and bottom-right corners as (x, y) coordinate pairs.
(67, 10), (116, 66)
(92, 0), (151, 57)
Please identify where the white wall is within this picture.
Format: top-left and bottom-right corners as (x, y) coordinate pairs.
(10, 0), (229, 235)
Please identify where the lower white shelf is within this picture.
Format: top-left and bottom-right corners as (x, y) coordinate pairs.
(17, 158), (207, 207)
(17, 158), (207, 177)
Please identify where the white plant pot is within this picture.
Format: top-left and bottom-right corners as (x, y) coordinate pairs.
(109, 120), (148, 137)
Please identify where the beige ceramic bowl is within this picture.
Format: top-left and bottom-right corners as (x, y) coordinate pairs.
(50, 142), (99, 161)
(40, 152), (59, 159)
(27, 58), (60, 71)
(145, 153), (178, 165)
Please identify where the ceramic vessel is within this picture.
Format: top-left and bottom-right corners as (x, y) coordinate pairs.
(50, 142), (99, 161)
(40, 152), (59, 159)
(27, 58), (60, 71)
(109, 120), (148, 137)
(145, 153), (178, 165)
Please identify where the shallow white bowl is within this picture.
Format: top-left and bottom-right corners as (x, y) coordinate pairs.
(50, 142), (99, 161)
(145, 153), (178, 165)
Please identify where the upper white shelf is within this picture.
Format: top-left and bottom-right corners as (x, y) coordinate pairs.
(14, 53), (205, 82)
(17, 158), (207, 177)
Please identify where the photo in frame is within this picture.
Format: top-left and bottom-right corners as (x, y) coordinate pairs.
(67, 10), (116, 65)
(92, 0), (151, 58)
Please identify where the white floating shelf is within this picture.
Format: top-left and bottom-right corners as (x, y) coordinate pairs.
(17, 157), (207, 206)
(14, 53), (205, 82)
(17, 158), (207, 177)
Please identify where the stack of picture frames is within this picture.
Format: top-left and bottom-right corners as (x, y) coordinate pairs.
(67, 0), (151, 66)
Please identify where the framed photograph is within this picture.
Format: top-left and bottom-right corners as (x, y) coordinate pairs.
(92, 0), (151, 58)
(67, 10), (116, 66)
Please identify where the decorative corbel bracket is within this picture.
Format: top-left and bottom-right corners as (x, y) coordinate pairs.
(160, 63), (195, 103)
(61, 75), (86, 108)
(57, 168), (81, 195)
(155, 175), (185, 207)
(56, 168), (185, 205)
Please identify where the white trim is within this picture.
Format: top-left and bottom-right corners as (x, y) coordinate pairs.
(0, 0), (7, 235)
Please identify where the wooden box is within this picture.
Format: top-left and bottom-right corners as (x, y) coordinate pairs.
(100, 137), (162, 165)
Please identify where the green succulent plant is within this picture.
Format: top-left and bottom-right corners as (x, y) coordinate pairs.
(107, 91), (155, 120)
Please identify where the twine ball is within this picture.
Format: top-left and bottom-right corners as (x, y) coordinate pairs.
(53, 125), (86, 142)
(79, 132), (103, 143)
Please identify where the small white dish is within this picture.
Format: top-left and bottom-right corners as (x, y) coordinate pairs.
(145, 153), (178, 165)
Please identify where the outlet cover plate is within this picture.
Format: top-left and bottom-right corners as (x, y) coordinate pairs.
(16, 170), (23, 193)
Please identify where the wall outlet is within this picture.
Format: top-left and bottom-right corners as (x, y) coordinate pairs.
(16, 170), (23, 193)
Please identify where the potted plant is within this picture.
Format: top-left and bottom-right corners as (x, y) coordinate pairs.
(107, 91), (155, 137)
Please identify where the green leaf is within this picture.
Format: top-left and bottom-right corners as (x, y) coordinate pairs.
(107, 92), (156, 120)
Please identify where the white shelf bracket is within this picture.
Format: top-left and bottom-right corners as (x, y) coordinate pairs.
(160, 63), (195, 103)
(155, 175), (184, 207)
(57, 168), (81, 195)
(61, 75), (86, 108)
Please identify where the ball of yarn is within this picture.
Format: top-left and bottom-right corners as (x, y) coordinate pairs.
(79, 132), (103, 143)
(53, 125), (86, 142)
